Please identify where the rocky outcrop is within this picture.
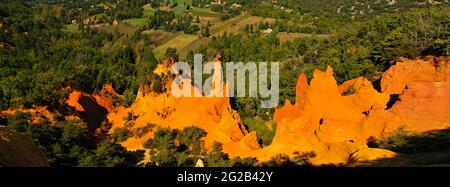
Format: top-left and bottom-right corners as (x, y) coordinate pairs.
(362, 57), (450, 138)
(107, 57), (449, 165)
(67, 84), (121, 133)
(108, 59), (255, 159)
(0, 126), (49, 167)
(257, 57), (449, 165)
(248, 67), (395, 165)
(380, 56), (449, 94)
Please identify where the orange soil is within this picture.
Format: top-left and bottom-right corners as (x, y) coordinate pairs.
(0, 106), (56, 124)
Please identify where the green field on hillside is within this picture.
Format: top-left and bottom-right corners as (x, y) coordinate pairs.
(173, 6), (187, 15)
(191, 7), (222, 17)
(153, 34), (198, 59)
(64, 24), (78, 32)
(123, 18), (148, 27)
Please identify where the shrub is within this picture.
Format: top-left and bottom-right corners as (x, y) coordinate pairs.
(132, 123), (156, 138)
(243, 118), (277, 146)
(3, 112), (32, 132)
(177, 126), (207, 154)
(260, 153), (313, 167)
(177, 126), (207, 147)
(370, 126), (411, 151)
(204, 142), (231, 167)
(231, 157), (258, 167)
(342, 84), (357, 96)
(111, 126), (131, 142)
(143, 127), (178, 150)
(151, 74), (166, 93)
(368, 126), (450, 154)
(93, 140), (144, 167)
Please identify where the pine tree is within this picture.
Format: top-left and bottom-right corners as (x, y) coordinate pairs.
(195, 15), (200, 23)
(203, 26), (210, 37)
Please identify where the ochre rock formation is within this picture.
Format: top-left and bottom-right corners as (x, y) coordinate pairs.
(0, 106), (56, 124)
(93, 83), (123, 113)
(105, 57), (449, 165)
(386, 82), (450, 132)
(361, 82), (450, 138)
(362, 57), (450, 137)
(380, 56), (449, 94)
(1, 57), (446, 166)
(107, 59), (254, 161)
(238, 67), (395, 165)
(67, 84), (121, 132)
(259, 57), (449, 165)
(0, 126), (49, 167)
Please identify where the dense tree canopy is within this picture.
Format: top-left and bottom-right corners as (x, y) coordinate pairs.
(1, 112), (143, 167)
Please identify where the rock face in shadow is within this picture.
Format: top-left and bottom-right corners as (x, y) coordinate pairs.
(67, 84), (121, 133)
(356, 128), (450, 167)
(0, 126), (49, 167)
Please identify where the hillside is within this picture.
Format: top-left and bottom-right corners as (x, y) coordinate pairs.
(0, 0), (449, 167)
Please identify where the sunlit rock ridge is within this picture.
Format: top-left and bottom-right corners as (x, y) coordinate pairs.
(68, 56), (449, 165)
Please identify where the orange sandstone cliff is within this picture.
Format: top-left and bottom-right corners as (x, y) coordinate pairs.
(261, 57), (449, 165)
(380, 56), (449, 94)
(67, 57), (450, 165)
(67, 83), (122, 133)
(362, 57), (450, 137)
(107, 59), (256, 161)
(240, 67), (395, 165)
